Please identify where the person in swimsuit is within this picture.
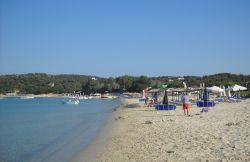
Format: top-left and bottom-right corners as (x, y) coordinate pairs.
(182, 93), (190, 116)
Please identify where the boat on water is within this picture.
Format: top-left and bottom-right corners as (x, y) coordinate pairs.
(101, 92), (118, 99)
(89, 93), (101, 99)
(62, 99), (80, 105)
(78, 96), (89, 100)
(20, 96), (35, 99)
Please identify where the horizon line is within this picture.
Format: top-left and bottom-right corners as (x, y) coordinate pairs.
(0, 72), (249, 78)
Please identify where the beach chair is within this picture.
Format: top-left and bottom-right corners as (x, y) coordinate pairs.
(228, 97), (241, 102)
(196, 100), (215, 113)
(139, 98), (146, 102)
(214, 97), (225, 102)
(196, 100), (215, 107)
(155, 104), (176, 111)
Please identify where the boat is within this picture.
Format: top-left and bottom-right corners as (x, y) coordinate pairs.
(62, 99), (80, 105)
(89, 93), (101, 99)
(20, 96), (35, 99)
(88, 96), (93, 99)
(78, 96), (89, 100)
(101, 92), (117, 99)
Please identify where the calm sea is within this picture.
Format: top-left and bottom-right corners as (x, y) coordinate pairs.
(0, 97), (120, 162)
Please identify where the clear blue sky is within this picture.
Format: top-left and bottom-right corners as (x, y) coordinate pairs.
(1, 0), (250, 77)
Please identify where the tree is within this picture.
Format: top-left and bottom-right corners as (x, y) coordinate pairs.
(116, 75), (134, 91)
(82, 78), (103, 94)
(131, 76), (150, 92)
(0, 73), (249, 96)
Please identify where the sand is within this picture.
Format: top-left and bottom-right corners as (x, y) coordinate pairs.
(97, 99), (250, 162)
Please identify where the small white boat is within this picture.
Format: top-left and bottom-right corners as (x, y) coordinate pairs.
(20, 96), (35, 99)
(62, 99), (80, 105)
(78, 96), (89, 100)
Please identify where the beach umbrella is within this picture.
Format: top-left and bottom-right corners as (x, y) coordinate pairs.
(163, 90), (168, 105)
(160, 84), (168, 91)
(221, 86), (226, 97)
(203, 88), (209, 101)
(142, 90), (146, 99)
(226, 84), (247, 91)
(183, 82), (187, 89)
(207, 86), (224, 93)
(227, 88), (231, 97)
(227, 84), (247, 98)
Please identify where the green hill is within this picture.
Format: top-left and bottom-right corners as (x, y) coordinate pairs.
(0, 73), (249, 97)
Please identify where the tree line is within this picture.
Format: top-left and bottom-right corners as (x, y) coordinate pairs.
(0, 73), (249, 96)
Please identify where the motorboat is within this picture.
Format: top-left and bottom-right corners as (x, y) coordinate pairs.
(78, 96), (89, 100)
(20, 96), (35, 99)
(62, 99), (80, 105)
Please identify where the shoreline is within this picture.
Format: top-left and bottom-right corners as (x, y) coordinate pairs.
(69, 100), (123, 162)
(0, 94), (119, 99)
(0, 94), (64, 98)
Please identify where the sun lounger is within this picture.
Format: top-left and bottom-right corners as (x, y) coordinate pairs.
(214, 97), (225, 102)
(196, 100), (215, 107)
(155, 104), (176, 110)
(201, 108), (209, 112)
(197, 100), (215, 113)
(228, 97), (241, 102)
(139, 98), (146, 102)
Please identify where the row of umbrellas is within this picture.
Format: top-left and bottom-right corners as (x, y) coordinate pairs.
(207, 84), (247, 93)
(144, 84), (247, 94)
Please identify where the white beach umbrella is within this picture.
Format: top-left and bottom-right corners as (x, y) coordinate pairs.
(226, 84), (247, 91)
(142, 90), (146, 99)
(207, 86), (224, 93)
(221, 86), (226, 97)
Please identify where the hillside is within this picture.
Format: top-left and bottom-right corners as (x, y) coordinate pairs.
(0, 73), (249, 96)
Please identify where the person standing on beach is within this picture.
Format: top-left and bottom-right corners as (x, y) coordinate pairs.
(182, 93), (190, 116)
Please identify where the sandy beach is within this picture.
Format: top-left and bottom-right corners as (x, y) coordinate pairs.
(96, 98), (250, 162)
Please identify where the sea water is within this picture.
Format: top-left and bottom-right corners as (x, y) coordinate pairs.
(0, 97), (120, 162)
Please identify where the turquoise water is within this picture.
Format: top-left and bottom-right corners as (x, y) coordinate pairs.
(0, 97), (120, 162)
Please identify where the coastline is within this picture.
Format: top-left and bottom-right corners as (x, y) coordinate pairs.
(69, 100), (123, 162)
(0, 94), (119, 99)
(2, 95), (250, 161)
(97, 98), (250, 162)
